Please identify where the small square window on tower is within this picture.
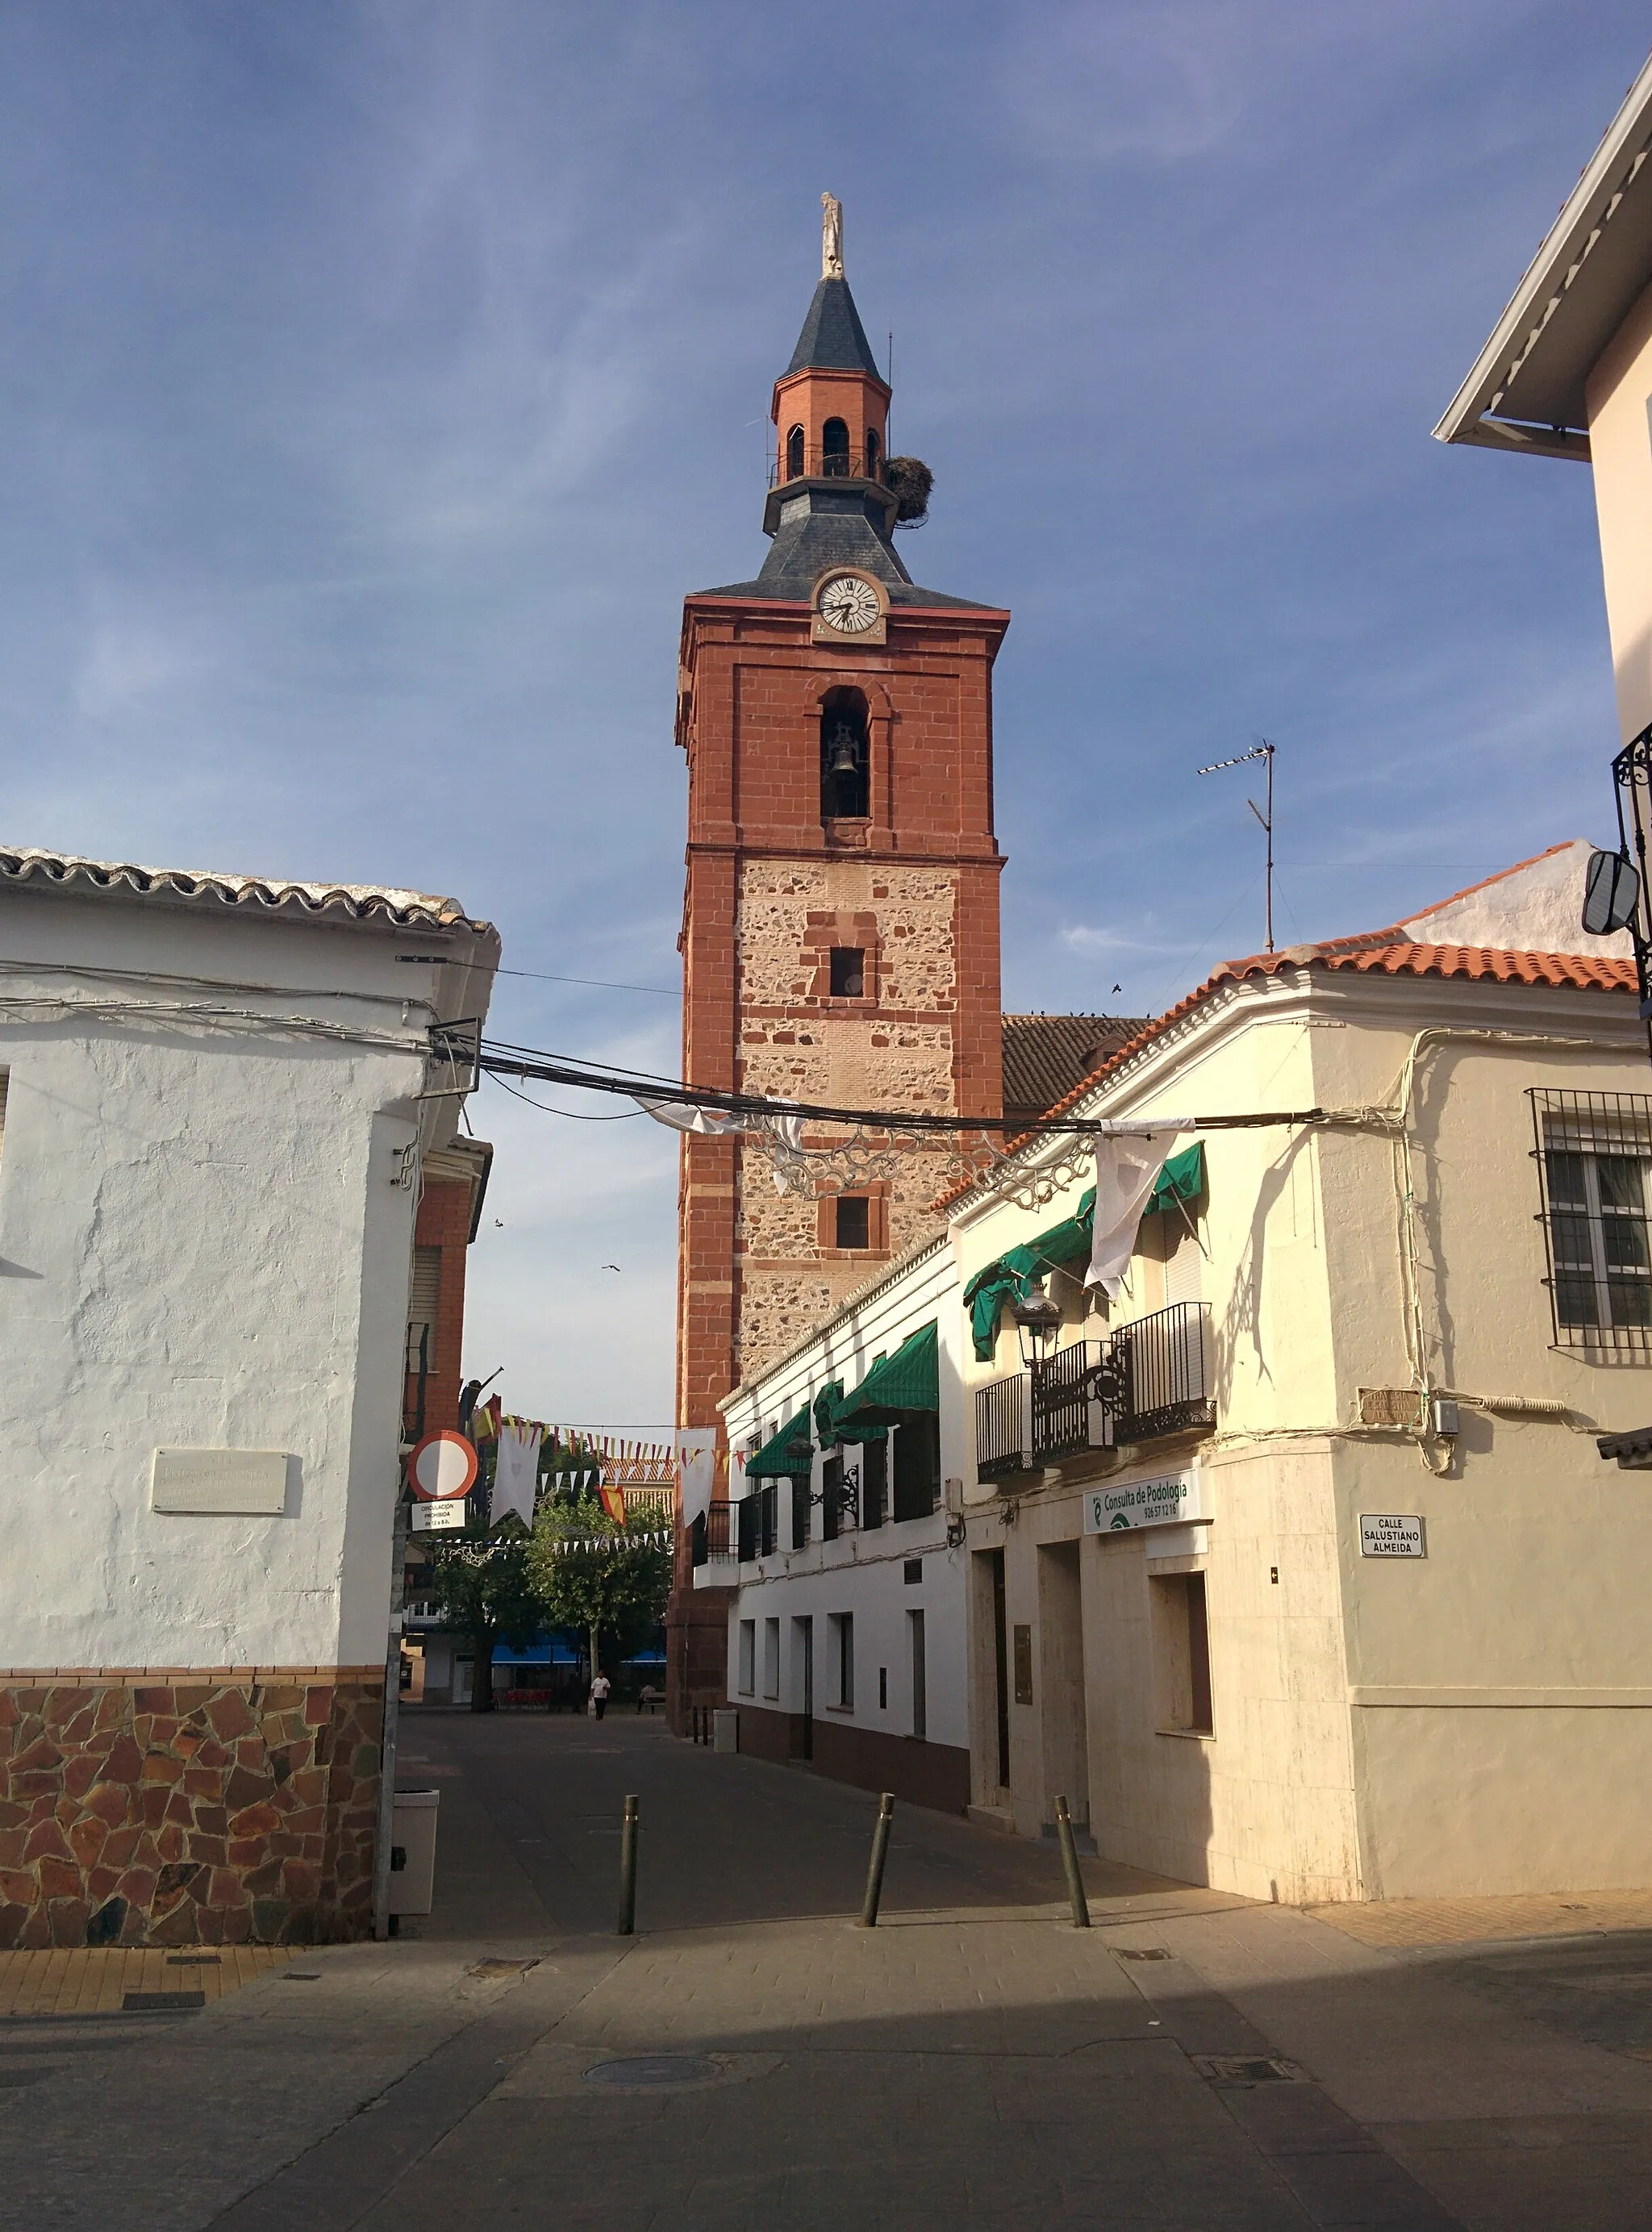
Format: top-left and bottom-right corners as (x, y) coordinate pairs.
(835, 1195), (870, 1251)
(829, 946), (866, 998)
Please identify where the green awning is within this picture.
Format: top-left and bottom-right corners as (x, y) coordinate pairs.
(959, 1145), (1207, 1363)
(962, 1188), (1096, 1362)
(834, 1322), (939, 1437)
(747, 1403), (814, 1479)
(1145, 1140), (1204, 1216)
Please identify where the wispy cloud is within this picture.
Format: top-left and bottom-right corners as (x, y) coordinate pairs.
(0, 0), (1643, 1421)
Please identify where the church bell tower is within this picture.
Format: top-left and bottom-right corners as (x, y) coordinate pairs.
(668, 201), (1009, 1713)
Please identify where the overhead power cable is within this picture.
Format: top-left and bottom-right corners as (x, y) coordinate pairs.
(473, 1036), (1323, 1139)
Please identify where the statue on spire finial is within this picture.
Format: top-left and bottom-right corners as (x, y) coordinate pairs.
(821, 193), (844, 282)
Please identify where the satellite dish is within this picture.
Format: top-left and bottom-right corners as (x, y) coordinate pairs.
(1582, 848), (1641, 937)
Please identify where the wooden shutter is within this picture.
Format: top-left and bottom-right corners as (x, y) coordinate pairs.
(408, 1245), (442, 1366)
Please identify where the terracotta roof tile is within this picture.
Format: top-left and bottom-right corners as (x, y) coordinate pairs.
(0, 845), (497, 940)
(1001, 1013), (1145, 1123)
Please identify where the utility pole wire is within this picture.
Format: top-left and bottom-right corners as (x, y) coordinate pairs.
(473, 1037), (1321, 1139)
(1198, 741), (1276, 954)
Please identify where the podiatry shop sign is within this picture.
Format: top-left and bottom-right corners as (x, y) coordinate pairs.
(1082, 1469), (1204, 1534)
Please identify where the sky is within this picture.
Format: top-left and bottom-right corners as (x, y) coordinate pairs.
(2, 2), (1644, 1426)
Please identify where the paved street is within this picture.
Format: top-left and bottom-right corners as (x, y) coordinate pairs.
(5, 1713), (1652, 2228)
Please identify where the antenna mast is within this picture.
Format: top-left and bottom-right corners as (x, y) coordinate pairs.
(1197, 741), (1276, 953)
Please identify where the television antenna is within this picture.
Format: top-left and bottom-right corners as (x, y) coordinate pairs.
(1198, 741), (1275, 953)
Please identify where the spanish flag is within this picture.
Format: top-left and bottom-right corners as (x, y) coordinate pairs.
(599, 1481), (627, 1526)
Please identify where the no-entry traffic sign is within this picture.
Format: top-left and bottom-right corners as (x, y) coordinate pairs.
(408, 1430), (479, 1501)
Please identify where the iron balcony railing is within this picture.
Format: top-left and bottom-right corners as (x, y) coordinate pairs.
(975, 1370), (1028, 1479)
(690, 1502), (735, 1569)
(1112, 1301), (1214, 1441)
(1032, 1339), (1112, 1462)
(973, 1302), (1214, 1479)
(770, 444), (886, 488)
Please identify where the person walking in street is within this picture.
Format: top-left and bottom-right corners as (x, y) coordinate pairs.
(590, 1670), (611, 1721)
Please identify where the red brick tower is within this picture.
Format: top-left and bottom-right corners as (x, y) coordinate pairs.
(665, 205), (1009, 1729)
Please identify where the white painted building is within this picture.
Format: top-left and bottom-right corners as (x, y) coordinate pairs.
(0, 847), (497, 1949)
(707, 853), (1652, 1905)
(710, 1238), (974, 1810)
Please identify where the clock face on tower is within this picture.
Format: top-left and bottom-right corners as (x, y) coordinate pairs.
(811, 569), (887, 645)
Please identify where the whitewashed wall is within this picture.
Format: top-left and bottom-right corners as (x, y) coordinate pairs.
(720, 1241), (970, 1754)
(0, 887), (490, 1671)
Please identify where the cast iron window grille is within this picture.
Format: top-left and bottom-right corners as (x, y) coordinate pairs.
(1532, 1089), (1652, 1354)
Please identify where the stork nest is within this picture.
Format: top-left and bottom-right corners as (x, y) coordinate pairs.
(883, 455), (932, 527)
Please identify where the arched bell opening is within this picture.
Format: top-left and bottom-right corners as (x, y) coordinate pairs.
(820, 686), (870, 820)
(821, 418), (850, 478)
(786, 423), (805, 482)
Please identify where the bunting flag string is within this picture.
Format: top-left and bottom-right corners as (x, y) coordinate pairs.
(540, 1529), (673, 1554)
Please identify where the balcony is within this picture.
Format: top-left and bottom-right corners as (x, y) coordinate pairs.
(975, 1370), (1029, 1479)
(973, 1303), (1214, 1480)
(770, 444), (885, 488)
(690, 1502), (735, 1573)
(1112, 1301), (1215, 1441)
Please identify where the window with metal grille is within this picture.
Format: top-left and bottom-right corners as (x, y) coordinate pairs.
(1533, 1091), (1652, 1351)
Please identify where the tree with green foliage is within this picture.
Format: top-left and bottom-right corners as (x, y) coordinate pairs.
(425, 1534), (545, 1713)
(528, 1493), (672, 1685)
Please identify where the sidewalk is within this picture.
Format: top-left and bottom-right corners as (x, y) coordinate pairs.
(1, 1711), (1649, 2228)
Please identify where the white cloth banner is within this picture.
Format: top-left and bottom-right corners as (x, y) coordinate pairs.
(637, 1095), (806, 1192)
(636, 1095), (747, 1137)
(674, 1429), (718, 1529)
(1086, 1135), (1187, 1300)
(491, 1419), (544, 1529)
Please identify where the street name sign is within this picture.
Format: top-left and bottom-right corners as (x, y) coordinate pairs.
(151, 1449), (289, 1515)
(1359, 1513), (1425, 1558)
(1083, 1469), (1204, 1534)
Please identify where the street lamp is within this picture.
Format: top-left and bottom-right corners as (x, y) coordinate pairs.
(1012, 1278), (1062, 1368)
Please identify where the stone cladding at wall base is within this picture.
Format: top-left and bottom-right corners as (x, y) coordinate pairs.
(0, 1674), (383, 1948)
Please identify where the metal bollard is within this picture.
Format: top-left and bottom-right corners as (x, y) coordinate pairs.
(617, 1792), (639, 1936)
(1054, 1795), (1091, 1929)
(858, 1792), (895, 1927)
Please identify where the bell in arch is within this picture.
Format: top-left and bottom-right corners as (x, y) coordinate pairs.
(826, 724), (861, 778)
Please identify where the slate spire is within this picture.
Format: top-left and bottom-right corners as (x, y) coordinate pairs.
(784, 276), (884, 380)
